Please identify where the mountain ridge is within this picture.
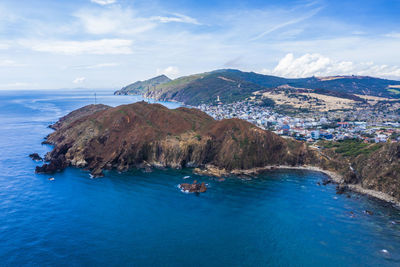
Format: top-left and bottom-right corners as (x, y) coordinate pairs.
(115, 69), (400, 105)
(114, 74), (171, 96)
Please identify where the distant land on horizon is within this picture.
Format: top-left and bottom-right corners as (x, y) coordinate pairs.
(115, 69), (400, 106)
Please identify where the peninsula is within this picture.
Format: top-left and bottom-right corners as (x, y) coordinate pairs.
(37, 102), (315, 177)
(36, 102), (400, 204)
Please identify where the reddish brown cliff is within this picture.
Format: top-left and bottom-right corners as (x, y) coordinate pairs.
(37, 102), (314, 177)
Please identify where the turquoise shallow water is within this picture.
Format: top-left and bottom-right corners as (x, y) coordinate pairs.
(0, 90), (400, 266)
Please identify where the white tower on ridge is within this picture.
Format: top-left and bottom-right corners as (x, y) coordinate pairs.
(217, 95), (220, 102)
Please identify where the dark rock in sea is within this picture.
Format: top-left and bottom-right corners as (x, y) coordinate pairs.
(35, 154), (68, 174)
(322, 179), (332, 186)
(336, 185), (348, 195)
(138, 161), (153, 173)
(179, 180), (207, 193)
(364, 210), (374, 216)
(29, 153), (43, 161)
(90, 168), (104, 178)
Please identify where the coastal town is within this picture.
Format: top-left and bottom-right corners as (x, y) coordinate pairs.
(194, 96), (400, 144)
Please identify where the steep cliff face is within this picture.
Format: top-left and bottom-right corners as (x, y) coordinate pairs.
(351, 143), (400, 199)
(315, 141), (400, 201)
(38, 102), (314, 177)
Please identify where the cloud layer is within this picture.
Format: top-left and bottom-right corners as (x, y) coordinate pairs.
(90, 0), (116, 5)
(0, 0), (400, 90)
(73, 77), (86, 84)
(25, 39), (133, 55)
(263, 53), (400, 79)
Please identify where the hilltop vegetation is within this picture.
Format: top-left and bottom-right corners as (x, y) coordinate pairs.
(146, 71), (266, 105)
(114, 75), (171, 95)
(38, 102), (314, 177)
(319, 139), (383, 158)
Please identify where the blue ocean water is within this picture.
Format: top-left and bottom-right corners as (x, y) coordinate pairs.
(0, 89), (400, 267)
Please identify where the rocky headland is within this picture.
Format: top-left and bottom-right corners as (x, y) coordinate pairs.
(37, 101), (315, 177)
(35, 102), (400, 204)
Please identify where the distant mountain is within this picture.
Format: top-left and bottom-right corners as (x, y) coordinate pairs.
(114, 74), (171, 95)
(116, 69), (400, 105)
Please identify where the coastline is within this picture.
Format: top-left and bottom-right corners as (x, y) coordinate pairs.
(195, 164), (400, 207)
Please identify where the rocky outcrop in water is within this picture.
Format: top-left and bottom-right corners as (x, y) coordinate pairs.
(179, 180), (207, 193)
(29, 153), (42, 161)
(37, 102), (315, 177)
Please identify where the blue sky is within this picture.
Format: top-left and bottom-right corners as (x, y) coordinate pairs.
(0, 0), (400, 89)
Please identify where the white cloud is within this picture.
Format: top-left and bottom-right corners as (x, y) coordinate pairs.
(75, 7), (155, 35)
(0, 82), (35, 90)
(352, 31), (366, 36)
(384, 32), (400, 38)
(90, 0), (116, 5)
(250, 7), (322, 41)
(2, 1), (400, 90)
(24, 39), (133, 55)
(71, 63), (119, 69)
(73, 77), (86, 84)
(75, 7), (200, 36)
(0, 43), (9, 50)
(261, 53), (400, 79)
(157, 66), (180, 77)
(150, 13), (201, 25)
(0, 59), (25, 67)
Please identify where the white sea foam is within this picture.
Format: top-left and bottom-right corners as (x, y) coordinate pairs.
(177, 184), (190, 194)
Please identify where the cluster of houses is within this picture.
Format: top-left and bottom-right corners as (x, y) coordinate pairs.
(196, 100), (400, 143)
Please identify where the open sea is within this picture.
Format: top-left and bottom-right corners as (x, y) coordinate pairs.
(1, 89), (400, 266)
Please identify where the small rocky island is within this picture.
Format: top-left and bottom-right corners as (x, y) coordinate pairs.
(179, 180), (207, 193)
(35, 102), (400, 203)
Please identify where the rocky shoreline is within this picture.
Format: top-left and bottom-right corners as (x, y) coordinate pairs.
(194, 164), (400, 207)
(33, 102), (400, 207)
(36, 102), (314, 176)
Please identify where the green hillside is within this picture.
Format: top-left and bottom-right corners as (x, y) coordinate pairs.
(114, 74), (171, 95)
(116, 69), (400, 105)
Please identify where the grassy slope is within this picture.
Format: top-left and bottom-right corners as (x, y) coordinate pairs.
(137, 69), (400, 105)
